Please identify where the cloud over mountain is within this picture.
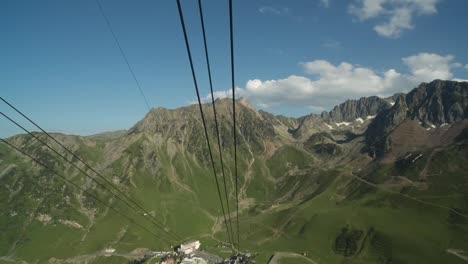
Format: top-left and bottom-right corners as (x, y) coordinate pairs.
(204, 53), (465, 112)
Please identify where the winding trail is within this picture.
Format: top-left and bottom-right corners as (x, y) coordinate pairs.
(447, 249), (468, 262)
(349, 173), (468, 218)
(419, 149), (439, 180)
(47, 249), (154, 263)
(238, 131), (256, 209)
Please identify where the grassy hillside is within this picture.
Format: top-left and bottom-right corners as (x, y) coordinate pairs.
(1, 100), (467, 263)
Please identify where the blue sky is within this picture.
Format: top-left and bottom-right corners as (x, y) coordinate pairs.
(2, 0), (468, 137)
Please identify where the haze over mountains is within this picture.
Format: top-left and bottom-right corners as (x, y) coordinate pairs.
(1, 80), (467, 263)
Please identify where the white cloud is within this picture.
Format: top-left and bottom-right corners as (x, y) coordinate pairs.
(349, 0), (442, 38)
(259, 6), (290, 16)
(302, 60), (389, 95)
(349, 0), (386, 20)
(241, 61), (407, 109)
(374, 7), (414, 38)
(453, 78), (468, 82)
(408, 0), (440, 14)
(402, 53), (454, 81)
(203, 53), (465, 112)
(465, 64), (468, 70)
(200, 88), (244, 103)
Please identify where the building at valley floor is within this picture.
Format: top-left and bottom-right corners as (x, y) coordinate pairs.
(178, 241), (201, 255)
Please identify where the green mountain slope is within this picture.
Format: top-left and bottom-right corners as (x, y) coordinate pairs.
(1, 80), (468, 263)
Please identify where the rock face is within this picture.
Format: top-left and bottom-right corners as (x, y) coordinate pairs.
(364, 80), (468, 157)
(366, 95), (409, 137)
(292, 114), (325, 139)
(364, 95), (410, 157)
(129, 100), (277, 141)
(323, 96), (391, 123)
(405, 80), (468, 125)
(292, 96), (391, 140)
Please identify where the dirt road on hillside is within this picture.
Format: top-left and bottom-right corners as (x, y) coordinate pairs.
(268, 252), (319, 264)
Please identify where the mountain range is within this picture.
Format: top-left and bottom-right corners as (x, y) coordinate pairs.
(0, 80), (467, 264)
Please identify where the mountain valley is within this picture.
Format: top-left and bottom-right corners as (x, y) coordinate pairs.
(1, 80), (468, 264)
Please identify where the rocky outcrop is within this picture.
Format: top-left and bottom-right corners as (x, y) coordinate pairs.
(364, 80), (468, 157)
(323, 96), (391, 123)
(291, 96), (391, 140)
(405, 80), (468, 125)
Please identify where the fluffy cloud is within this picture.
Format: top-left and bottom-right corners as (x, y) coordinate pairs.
(349, 0), (441, 38)
(349, 0), (386, 20)
(240, 61), (408, 108)
(302, 60), (389, 95)
(403, 53), (454, 81)
(201, 88), (245, 103)
(374, 7), (414, 37)
(204, 53), (465, 111)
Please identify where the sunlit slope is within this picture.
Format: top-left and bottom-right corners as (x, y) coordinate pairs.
(240, 143), (468, 264)
(1, 80), (467, 263)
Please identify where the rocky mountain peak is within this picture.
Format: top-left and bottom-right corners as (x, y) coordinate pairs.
(325, 96), (391, 123)
(125, 98), (276, 154)
(238, 97), (256, 112)
(364, 80), (468, 157)
(405, 79), (468, 126)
